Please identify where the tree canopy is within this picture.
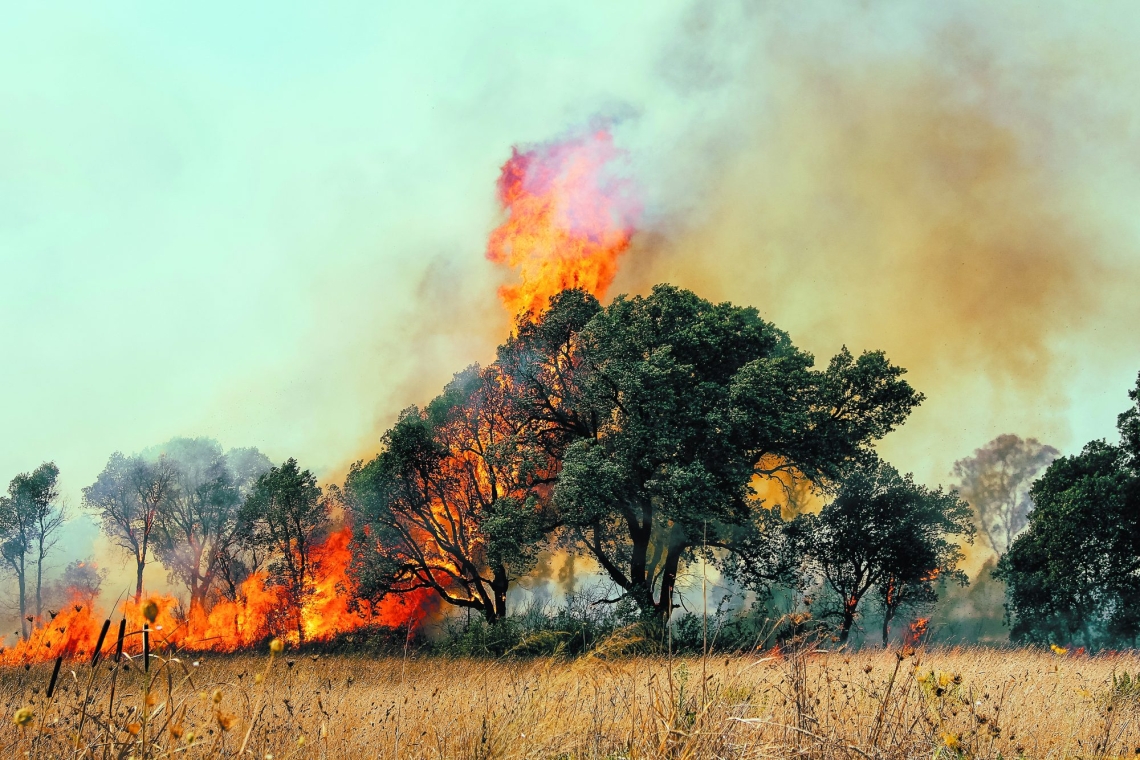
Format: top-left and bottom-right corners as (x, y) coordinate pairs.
(85, 438), (271, 610)
(528, 285), (923, 620)
(83, 452), (176, 602)
(790, 457), (973, 644)
(953, 434), (1058, 555)
(352, 285), (924, 624)
(345, 365), (557, 623)
(996, 372), (1140, 648)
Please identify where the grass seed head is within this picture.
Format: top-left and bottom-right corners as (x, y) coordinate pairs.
(13, 707), (33, 727)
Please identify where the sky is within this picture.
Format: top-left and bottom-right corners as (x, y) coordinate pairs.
(2, 1), (1140, 593)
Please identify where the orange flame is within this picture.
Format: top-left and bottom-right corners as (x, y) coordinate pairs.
(486, 128), (640, 317)
(905, 617), (931, 647)
(0, 528), (436, 666)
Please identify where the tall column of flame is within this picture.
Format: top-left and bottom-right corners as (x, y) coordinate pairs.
(486, 128), (641, 317)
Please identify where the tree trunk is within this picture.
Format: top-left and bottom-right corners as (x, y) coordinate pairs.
(881, 607), (895, 647)
(35, 543), (44, 620)
(188, 576), (207, 626)
(17, 558), (27, 640)
(482, 604), (498, 625)
(629, 523), (652, 612)
(294, 569), (306, 645)
(839, 601), (857, 644)
(135, 558), (145, 604)
(655, 544), (685, 623)
(492, 565), (509, 623)
(137, 532), (150, 603)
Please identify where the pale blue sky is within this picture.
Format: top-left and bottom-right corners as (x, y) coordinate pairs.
(3, 1), (1140, 589)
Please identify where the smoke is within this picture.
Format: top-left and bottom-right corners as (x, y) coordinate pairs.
(609, 0), (1140, 487)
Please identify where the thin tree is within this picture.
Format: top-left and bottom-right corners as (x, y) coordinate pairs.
(952, 434), (1059, 556)
(0, 491), (30, 639)
(0, 463), (68, 637)
(240, 458), (328, 643)
(84, 453), (176, 602)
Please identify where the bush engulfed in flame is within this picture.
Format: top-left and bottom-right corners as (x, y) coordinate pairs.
(486, 128), (640, 317)
(0, 529), (435, 666)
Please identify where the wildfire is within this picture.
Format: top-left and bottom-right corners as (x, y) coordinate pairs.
(0, 528), (436, 666)
(486, 128), (640, 317)
(905, 617), (931, 647)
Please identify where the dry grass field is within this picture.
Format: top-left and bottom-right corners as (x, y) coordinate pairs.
(3, 641), (1140, 759)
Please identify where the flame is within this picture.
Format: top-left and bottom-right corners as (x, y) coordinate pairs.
(905, 617), (931, 647)
(0, 528), (436, 666)
(486, 128), (640, 317)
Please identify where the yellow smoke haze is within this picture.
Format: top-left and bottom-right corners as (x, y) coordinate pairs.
(616, 2), (1140, 499)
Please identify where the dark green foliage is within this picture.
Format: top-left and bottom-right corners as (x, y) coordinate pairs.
(347, 284), (921, 627)
(241, 457), (328, 642)
(996, 375), (1140, 649)
(792, 457), (973, 644)
(532, 285), (922, 620)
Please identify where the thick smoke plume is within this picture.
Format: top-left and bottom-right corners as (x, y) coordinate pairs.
(613, 2), (1140, 486)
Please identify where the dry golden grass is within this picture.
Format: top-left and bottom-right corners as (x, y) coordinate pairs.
(3, 642), (1140, 759)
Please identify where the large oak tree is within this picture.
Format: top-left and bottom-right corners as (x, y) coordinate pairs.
(516, 285), (924, 621)
(349, 284), (924, 626)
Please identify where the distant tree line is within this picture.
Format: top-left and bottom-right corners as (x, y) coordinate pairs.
(82, 439), (335, 643)
(0, 437), (338, 644)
